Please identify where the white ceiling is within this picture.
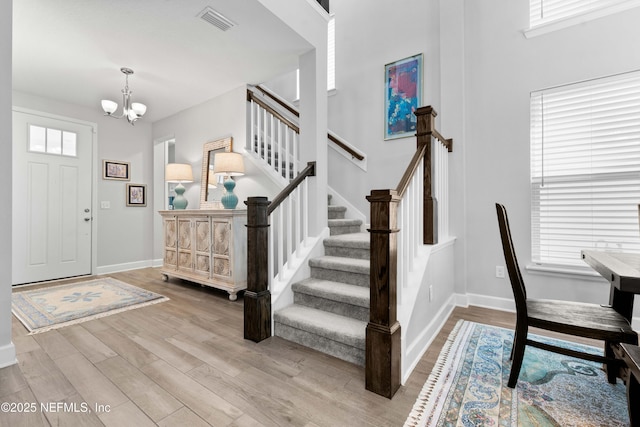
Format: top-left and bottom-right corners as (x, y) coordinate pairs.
(12, 0), (312, 122)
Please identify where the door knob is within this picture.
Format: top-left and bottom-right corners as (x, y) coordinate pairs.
(84, 217), (91, 222)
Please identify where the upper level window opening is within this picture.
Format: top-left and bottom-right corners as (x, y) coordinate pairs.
(527, 0), (640, 37)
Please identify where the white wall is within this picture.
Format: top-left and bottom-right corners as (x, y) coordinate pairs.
(264, 0), (443, 220)
(327, 0), (442, 219)
(151, 85), (282, 260)
(0, 0), (16, 368)
(11, 91), (155, 272)
(456, 1), (640, 316)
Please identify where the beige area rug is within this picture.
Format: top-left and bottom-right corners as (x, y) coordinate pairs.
(12, 277), (169, 334)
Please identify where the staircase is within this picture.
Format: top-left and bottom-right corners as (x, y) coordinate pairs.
(274, 196), (369, 365)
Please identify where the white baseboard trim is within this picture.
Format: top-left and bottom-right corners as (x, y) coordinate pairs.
(96, 260), (156, 275)
(402, 294), (457, 384)
(0, 342), (17, 369)
(455, 292), (640, 331)
(327, 185), (367, 231)
(457, 293), (516, 313)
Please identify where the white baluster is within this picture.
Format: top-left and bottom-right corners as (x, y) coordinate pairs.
(278, 200), (284, 279)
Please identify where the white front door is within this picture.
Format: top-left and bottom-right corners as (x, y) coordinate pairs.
(12, 110), (94, 285)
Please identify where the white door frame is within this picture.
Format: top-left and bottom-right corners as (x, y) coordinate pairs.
(12, 106), (98, 280)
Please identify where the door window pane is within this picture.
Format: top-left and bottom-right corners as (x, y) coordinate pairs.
(62, 131), (77, 156)
(46, 128), (62, 154)
(29, 125), (46, 152)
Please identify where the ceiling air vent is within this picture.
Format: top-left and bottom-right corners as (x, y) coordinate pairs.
(197, 7), (236, 32)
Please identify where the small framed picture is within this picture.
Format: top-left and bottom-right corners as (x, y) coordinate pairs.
(126, 184), (147, 207)
(103, 160), (130, 181)
(384, 53), (423, 140)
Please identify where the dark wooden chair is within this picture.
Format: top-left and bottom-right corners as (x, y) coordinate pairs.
(495, 203), (638, 388)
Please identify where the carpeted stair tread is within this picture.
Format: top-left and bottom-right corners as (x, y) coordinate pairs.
(274, 305), (366, 348)
(309, 256), (369, 274)
(328, 218), (362, 226)
(293, 278), (369, 308)
(323, 232), (370, 249)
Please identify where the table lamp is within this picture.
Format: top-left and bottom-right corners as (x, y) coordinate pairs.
(213, 152), (245, 209)
(165, 163), (193, 209)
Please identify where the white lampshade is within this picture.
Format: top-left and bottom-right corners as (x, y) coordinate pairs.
(101, 99), (117, 115)
(165, 163), (194, 183)
(132, 102), (147, 117)
(127, 110), (138, 121)
(213, 152), (245, 176)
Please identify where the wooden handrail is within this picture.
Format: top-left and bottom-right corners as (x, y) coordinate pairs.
(268, 162), (316, 215)
(395, 144), (427, 198)
(255, 85), (300, 118)
(328, 133), (365, 161)
(247, 89), (300, 133)
(249, 86), (365, 161)
(417, 129), (453, 152)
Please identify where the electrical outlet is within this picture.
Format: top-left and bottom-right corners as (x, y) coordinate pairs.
(100, 201), (110, 209)
(496, 266), (505, 278)
(429, 285), (434, 301)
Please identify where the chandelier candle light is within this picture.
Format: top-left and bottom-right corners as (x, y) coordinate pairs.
(213, 152), (245, 209)
(101, 67), (147, 125)
(165, 163), (194, 210)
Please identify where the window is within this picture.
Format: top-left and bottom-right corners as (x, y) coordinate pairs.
(327, 14), (335, 91)
(29, 125), (77, 156)
(529, 0), (640, 29)
(530, 71), (640, 268)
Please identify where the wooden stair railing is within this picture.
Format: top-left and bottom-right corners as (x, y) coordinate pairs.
(244, 161), (316, 342)
(248, 86), (365, 162)
(366, 106), (452, 398)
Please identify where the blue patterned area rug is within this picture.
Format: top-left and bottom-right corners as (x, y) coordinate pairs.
(404, 320), (629, 427)
(12, 277), (168, 334)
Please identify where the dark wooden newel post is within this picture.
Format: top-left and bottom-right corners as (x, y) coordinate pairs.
(415, 106), (438, 245)
(244, 196), (271, 342)
(366, 190), (401, 398)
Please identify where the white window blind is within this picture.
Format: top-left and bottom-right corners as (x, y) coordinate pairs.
(530, 71), (640, 268)
(530, 0), (640, 28)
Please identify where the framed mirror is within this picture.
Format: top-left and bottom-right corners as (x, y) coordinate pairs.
(199, 136), (232, 209)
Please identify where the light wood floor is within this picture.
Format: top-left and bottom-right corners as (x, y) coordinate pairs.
(1, 267), (553, 427)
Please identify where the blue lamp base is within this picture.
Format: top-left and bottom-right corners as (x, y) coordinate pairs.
(221, 178), (238, 209)
(172, 183), (188, 209)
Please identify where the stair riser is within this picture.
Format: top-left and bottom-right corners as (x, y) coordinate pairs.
(328, 211), (346, 220)
(328, 207), (346, 220)
(274, 322), (365, 366)
(329, 225), (362, 236)
(310, 266), (369, 287)
(294, 293), (369, 322)
(324, 245), (369, 260)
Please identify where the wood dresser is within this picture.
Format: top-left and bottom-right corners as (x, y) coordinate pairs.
(159, 209), (247, 300)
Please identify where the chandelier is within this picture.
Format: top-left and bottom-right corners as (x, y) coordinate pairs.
(101, 67), (147, 125)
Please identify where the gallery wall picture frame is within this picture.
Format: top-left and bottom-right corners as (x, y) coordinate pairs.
(103, 160), (131, 181)
(126, 183), (147, 207)
(384, 53), (423, 140)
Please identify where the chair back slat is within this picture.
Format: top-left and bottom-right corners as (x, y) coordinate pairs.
(496, 203), (528, 314)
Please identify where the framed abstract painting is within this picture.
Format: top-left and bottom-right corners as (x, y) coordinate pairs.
(384, 53), (423, 140)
